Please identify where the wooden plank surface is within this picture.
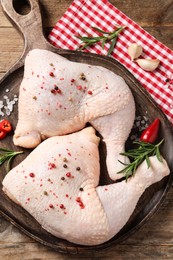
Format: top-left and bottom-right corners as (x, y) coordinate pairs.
(0, 0), (173, 259)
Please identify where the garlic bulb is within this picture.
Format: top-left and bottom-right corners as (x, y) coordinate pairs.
(127, 43), (143, 61)
(135, 59), (160, 72)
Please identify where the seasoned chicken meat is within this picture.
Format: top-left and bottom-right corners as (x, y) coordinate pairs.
(13, 49), (135, 180)
(3, 127), (170, 246)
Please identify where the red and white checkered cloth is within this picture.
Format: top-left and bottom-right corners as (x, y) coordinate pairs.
(48, 0), (173, 123)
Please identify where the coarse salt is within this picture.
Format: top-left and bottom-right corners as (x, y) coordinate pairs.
(0, 91), (18, 117)
(130, 114), (149, 141)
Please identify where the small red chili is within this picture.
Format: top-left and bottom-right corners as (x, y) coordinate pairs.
(140, 118), (160, 144)
(0, 130), (7, 140)
(0, 119), (12, 133)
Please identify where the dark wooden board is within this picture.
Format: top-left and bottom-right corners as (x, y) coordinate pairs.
(0, 0), (173, 254)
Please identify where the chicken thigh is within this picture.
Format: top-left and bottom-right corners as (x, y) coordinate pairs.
(3, 127), (170, 246)
(13, 49), (135, 180)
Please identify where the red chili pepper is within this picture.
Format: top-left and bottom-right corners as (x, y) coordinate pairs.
(0, 129), (7, 139)
(0, 119), (12, 133)
(140, 118), (160, 144)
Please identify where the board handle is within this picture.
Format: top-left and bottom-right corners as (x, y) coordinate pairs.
(1, 0), (49, 59)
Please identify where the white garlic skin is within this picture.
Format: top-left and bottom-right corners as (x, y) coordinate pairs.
(127, 43), (143, 61)
(135, 58), (160, 72)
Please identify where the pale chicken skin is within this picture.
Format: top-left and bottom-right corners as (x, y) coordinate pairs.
(13, 49), (135, 180)
(3, 127), (170, 246)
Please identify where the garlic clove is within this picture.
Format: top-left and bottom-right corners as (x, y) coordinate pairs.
(135, 58), (160, 72)
(127, 43), (143, 61)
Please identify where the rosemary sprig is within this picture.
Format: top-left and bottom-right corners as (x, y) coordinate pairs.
(0, 148), (23, 172)
(118, 139), (164, 181)
(76, 25), (125, 56)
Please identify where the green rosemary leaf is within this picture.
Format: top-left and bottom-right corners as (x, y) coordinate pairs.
(101, 38), (107, 49)
(6, 156), (14, 173)
(118, 160), (128, 166)
(91, 26), (111, 35)
(76, 25), (125, 55)
(133, 141), (151, 147)
(0, 148), (23, 172)
(118, 162), (131, 173)
(107, 37), (117, 56)
(118, 139), (164, 180)
(133, 161), (138, 174)
(76, 36), (100, 43)
(156, 146), (163, 162)
(79, 42), (94, 50)
(120, 150), (140, 158)
(145, 155), (150, 168)
(0, 156), (8, 166)
(0, 148), (13, 152)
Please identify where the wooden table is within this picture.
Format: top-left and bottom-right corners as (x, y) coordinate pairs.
(0, 0), (173, 259)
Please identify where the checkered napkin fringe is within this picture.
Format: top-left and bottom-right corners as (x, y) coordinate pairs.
(48, 0), (173, 124)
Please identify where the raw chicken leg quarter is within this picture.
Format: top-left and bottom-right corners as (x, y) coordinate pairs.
(3, 127), (170, 246)
(14, 49), (135, 180)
